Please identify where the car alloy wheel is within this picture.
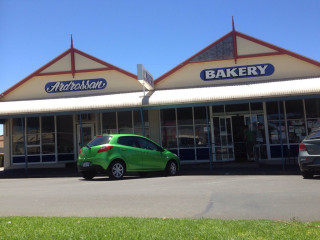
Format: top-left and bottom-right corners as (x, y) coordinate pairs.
(166, 161), (177, 176)
(110, 161), (125, 179)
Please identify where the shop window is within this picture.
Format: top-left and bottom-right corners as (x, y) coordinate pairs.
(12, 119), (24, 156)
(134, 110), (148, 128)
(102, 112), (117, 134)
(118, 111), (133, 134)
(226, 103), (249, 114)
(177, 107), (195, 149)
(195, 125), (209, 147)
(194, 107), (209, 149)
(178, 126), (194, 148)
(285, 100), (306, 143)
(161, 109), (176, 126)
(250, 102), (263, 111)
(266, 101), (284, 120)
(26, 117), (40, 145)
(305, 98), (320, 134)
(161, 127), (177, 148)
(212, 105), (224, 116)
(194, 107), (207, 124)
(268, 121), (287, 144)
(305, 98), (320, 118)
(286, 100), (304, 119)
(133, 110), (149, 137)
(161, 109), (177, 148)
(41, 116), (55, 155)
(57, 115), (74, 155)
(177, 108), (193, 125)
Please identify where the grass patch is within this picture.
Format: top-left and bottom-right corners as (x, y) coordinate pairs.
(0, 217), (319, 239)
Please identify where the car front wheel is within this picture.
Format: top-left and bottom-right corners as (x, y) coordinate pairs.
(109, 161), (125, 180)
(82, 171), (95, 180)
(166, 160), (178, 176)
(302, 172), (314, 179)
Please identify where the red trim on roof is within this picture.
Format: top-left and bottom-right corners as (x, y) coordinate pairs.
(236, 31), (320, 67)
(74, 49), (137, 79)
(70, 35), (76, 78)
(154, 31), (234, 84)
(154, 30), (320, 85)
(0, 47), (137, 99)
(232, 17), (238, 64)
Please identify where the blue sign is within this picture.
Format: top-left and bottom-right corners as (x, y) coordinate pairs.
(45, 78), (107, 93)
(200, 63), (275, 81)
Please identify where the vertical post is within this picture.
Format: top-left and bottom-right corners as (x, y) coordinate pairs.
(80, 114), (83, 148)
(140, 108), (145, 136)
(206, 106), (213, 171)
(277, 101), (285, 170)
(21, 118), (28, 176)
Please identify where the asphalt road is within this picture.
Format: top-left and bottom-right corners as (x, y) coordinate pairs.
(0, 175), (319, 221)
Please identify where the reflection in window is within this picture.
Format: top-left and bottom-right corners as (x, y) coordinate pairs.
(161, 109), (176, 126)
(12, 118), (24, 155)
(267, 101), (284, 120)
(57, 115), (74, 154)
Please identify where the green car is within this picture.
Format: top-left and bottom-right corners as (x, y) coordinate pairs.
(77, 134), (180, 180)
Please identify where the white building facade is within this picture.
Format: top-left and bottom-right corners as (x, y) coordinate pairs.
(1, 28), (320, 171)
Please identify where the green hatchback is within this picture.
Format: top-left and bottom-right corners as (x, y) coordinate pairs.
(78, 134), (180, 180)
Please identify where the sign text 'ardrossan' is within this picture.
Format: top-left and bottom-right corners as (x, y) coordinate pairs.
(45, 78), (107, 93)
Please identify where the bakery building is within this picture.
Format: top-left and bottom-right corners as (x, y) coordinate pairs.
(1, 26), (320, 171)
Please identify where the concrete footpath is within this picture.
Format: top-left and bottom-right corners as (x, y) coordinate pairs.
(0, 162), (301, 178)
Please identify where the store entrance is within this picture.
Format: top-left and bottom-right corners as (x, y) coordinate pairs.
(213, 114), (265, 162)
(76, 123), (95, 154)
(232, 116), (247, 162)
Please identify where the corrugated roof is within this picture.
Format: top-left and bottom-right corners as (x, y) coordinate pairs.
(0, 78), (320, 118)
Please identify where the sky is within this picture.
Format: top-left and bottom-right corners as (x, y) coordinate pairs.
(0, 0), (320, 135)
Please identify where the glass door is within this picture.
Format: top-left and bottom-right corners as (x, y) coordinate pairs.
(213, 117), (234, 161)
(244, 114), (266, 161)
(77, 124), (94, 154)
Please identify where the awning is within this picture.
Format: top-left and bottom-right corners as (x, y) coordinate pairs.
(0, 77), (320, 118)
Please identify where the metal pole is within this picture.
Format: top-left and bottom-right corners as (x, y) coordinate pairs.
(21, 118), (28, 176)
(140, 108), (145, 136)
(80, 114), (83, 147)
(206, 106), (213, 171)
(277, 101), (285, 170)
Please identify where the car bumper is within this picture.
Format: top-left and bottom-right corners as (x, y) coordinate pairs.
(298, 157), (320, 173)
(77, 164), (106, 173)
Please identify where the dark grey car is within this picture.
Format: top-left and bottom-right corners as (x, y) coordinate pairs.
(298, 128), (320, 178)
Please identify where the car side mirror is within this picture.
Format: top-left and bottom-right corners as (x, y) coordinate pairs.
(158, 147), (165, 152)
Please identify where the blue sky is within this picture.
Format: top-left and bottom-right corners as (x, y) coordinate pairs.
(0, 0), (320, 135)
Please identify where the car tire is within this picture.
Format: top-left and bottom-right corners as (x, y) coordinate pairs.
(165, 160), (178, 176)
(109, 160), (125, 180)
(302, 172), (314, 179)
(82, 171), (95, 180)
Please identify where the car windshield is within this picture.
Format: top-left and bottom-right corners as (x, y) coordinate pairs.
(87, 135), (112, 147)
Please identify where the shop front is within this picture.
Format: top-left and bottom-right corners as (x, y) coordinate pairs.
(1, 27), (320, 171)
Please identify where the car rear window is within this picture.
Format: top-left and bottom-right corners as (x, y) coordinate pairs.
(87, 135), (112, 147)
(306, 130), (320, 140)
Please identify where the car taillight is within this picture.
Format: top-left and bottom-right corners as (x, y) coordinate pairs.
(98, 145), (113, 153)
(299, 143), (307, 152)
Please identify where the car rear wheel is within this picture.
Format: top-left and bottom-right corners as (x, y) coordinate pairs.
(166, 160), (178, 176)
(302, 172), (314, 179)
(82, 171), (95, 180)
(109, 160), (125, 180)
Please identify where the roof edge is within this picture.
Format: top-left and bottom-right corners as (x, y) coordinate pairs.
(0, 48), (138, 99)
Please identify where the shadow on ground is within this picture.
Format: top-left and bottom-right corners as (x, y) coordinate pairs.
(0, 162), (301, 179)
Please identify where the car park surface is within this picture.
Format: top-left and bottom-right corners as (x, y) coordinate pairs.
(0, 175), (319, 221)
